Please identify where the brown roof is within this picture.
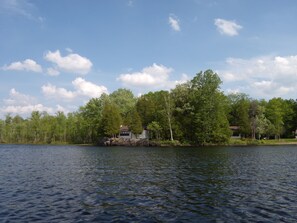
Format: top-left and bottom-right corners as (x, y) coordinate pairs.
(120, 126), (129, 131)
(230, 126), (240, 130)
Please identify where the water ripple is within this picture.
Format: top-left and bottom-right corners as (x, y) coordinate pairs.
(1, 145), (297, 222)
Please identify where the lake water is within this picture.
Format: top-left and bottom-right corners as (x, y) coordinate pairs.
(0, 144), (297, 222)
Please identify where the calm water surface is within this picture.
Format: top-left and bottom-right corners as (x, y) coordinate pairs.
(0, 144), (297, 222)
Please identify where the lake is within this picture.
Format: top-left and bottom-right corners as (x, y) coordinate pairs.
(0, 144), (297, 222)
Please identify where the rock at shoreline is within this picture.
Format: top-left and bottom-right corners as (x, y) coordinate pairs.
(98, 137), (157, 147)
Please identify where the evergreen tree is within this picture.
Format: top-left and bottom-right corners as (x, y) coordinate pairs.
(127, 109), (143, 136)
(101, 102), (122, 137)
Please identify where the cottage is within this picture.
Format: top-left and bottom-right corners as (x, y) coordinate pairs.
(119, 126), (132, 139)
(230, 126), (241, 138)
(119, 125), (149, 139)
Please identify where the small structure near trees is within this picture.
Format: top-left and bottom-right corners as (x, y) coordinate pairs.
(119, 125), (148, 139)
(230, 126), (241, 138)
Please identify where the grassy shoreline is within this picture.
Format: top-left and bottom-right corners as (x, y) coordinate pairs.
(151, 138), (297, 147)
(1, 138), (297, 147)
(227, 138), (297, 146)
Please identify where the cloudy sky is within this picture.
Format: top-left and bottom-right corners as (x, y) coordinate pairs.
(1, 0), (297, 118)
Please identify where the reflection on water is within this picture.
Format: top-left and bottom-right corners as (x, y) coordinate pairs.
(0, 144), (297, 222)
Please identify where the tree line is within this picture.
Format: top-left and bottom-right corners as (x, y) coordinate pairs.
(1, 70), (297, 145)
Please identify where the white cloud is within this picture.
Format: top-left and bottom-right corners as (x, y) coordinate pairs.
(44, 50), (92, 75)
(0, 0), (44, 23)
(225, 88), (241, 95)
(42, 83), (77, 100)
(2, 59), (42, 73)
(117, 63), (172, 87)
(72, 77), (108, 98)
(169, 15), (180, 32)
(2, 104), (53, 115)
(117, 63), (189, 91)
(0, 88), (54, 117)
(4, 88), (37, 106)
(251, 80), (294, 97)
(0, 88), (81, 118)
(171, 73), (189, 87)
(42, 78), (108, 100)
(56, 104), (69, 114)
(65, 48), (73, 53)
(219, 55), (297, 98)
(46, 67), (60, 76)
(214, 18), (242, 36)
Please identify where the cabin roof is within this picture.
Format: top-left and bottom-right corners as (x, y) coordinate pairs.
(230, 125), (240, 130)
(120, 126), (129, 131)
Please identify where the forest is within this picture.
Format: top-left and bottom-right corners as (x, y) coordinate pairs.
(1, 69), (297, 145)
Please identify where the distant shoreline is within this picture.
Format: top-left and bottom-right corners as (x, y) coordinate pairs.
(98, 138), (297, 147)
(1, 138), (297, 147)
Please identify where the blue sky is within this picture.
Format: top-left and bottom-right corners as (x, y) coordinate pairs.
(1, 0), (297, 118)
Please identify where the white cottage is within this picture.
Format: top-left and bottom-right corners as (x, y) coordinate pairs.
(119, 126), (149, 139)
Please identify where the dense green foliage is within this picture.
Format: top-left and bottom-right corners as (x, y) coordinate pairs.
(1, 70), (297, 145)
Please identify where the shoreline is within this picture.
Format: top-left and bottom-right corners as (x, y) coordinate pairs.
(98, 137), (297, 147)
(1, 138), (297, 147)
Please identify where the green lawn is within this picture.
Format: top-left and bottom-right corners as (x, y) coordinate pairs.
(229, 138), (297, 146)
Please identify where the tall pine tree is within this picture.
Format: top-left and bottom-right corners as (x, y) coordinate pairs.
(101, 102), (122, 138)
